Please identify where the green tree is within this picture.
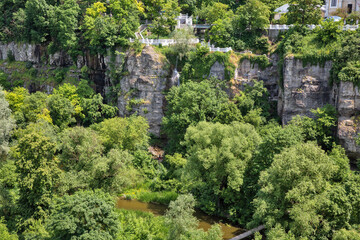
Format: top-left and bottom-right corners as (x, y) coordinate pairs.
(287, 0), (322, 25)
(196, 2), (233, 24)
(82, 0), (140, 53)
(162, 80), (230, 153)
(289, 104), (337, 150)
(165, 194), (198, 239)
(0, 86), (15, 160)
(333, 228), (360, 240)
(57, 127), (103, 193)
(47, 94), (75, 129)
(184, 121), (260, 217)
(239, 122), (304, 224)
(81, 93), (117, 126)
(14, 121), (59, 221)
(53, 83), (84, 120)
(251, 142), (342, 239)
(21, 91), (51, 125)
(47, 190), (119, 240)
(170, 26), (197, 60)
(0, 218), (18, 240)
(151, 0), (180, 37)
(315, 19), (343, 44)
(233, 0), (270, 34)
(165, 194), (222, 240)
(24, 0), (52, 43)
(208, 18), (234, 47)
(91, 116), (149, 152)
(92, 149), (141, 193)
(49, 0), (80, 53)
(163, 0), (181, 32)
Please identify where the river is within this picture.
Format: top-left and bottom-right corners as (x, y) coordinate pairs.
(116, 199), (244, 240)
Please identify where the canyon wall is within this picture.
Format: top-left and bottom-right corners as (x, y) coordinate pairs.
(0, 43), (174, 136)
(1, 42), (360, 158)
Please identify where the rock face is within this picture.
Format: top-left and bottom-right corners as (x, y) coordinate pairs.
(0, 42), (174, 136)
(117, 46), (174, 136)
(209, 61), (226, 80)
(0, 42), (41, 63)
(236, 54), (280, 101)
(3, 40), (360, 157)
(336, 81), (360, 159)
(280, 56), (334, 124)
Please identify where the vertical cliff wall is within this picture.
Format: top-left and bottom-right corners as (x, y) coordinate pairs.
(337, 81), (360, 159)
(280, 56), (335, 124)
(2, 41), (360, 157)
(0, 43), (174, 136)
(117, 46), (175, 136)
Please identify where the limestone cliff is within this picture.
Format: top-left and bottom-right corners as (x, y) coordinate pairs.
(117, 46), (174, 136)
(2, 41), (360, 157)
(280, 56), (334, 124)
(336, 81), (360, 159)
(0, 43), (174, 136)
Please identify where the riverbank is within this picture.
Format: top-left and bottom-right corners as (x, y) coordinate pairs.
(116, 198), (244, 240)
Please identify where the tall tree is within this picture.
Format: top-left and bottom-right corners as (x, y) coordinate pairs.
(49, 0), (80, 53)
(184, 121), (260, 217)
(162, 80), (230, 153)
(233, 0), (270, 34)
(14, 121), (59, 220)
(165, 194), (222, 240)
(287, 0), (322, 25)
(0, 86), (15, 160)
(48, 190), (119, 240)
(251, 142), (353, 239)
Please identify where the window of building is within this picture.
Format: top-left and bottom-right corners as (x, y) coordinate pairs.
(331, 0), (337, 7)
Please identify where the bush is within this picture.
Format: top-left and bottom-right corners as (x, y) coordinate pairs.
(7, 50), (15, 63)
(315, 19), (343, 44)
(252, 36), (270, 54)
(137, 191), (178, 205)
(48, 190), (119, 240)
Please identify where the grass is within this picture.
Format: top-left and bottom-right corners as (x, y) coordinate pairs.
(123, 188), (178, 205)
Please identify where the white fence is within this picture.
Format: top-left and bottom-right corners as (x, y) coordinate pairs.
(209, 47), (232, 53)
(268, 24), (359, 31)
(130, 38), (199, 46)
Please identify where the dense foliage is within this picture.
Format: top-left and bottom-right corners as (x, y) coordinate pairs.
(2, 0), (360, 239)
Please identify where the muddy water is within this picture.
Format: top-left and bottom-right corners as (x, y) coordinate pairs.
(116, 199), (244, 240)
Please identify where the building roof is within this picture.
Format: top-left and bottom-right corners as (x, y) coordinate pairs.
(275, 4), (289, 14)
(274, 4), (326, 14)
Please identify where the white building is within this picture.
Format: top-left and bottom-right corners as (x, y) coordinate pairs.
(325, 0), (360, 17)
(274, 4), (326, 20)
(176, 14), (193, 29)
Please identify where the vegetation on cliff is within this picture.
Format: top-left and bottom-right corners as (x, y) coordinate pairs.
(1, 0), (360, 239)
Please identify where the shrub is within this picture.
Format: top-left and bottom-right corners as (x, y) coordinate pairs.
(7, 50), (15, 63)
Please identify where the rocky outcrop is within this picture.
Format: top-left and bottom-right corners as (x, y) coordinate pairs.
(336, 81), (360, 159)
(0, 42), (41, 63)
(280, 57), (334, 124)
(117, 46), (174, 136)
(209, 61), (226, 80)
(3, 40), (360, 156)
(236, 54), (279, 101)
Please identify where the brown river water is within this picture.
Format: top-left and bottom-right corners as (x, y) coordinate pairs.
(116, 199), (244, 240)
